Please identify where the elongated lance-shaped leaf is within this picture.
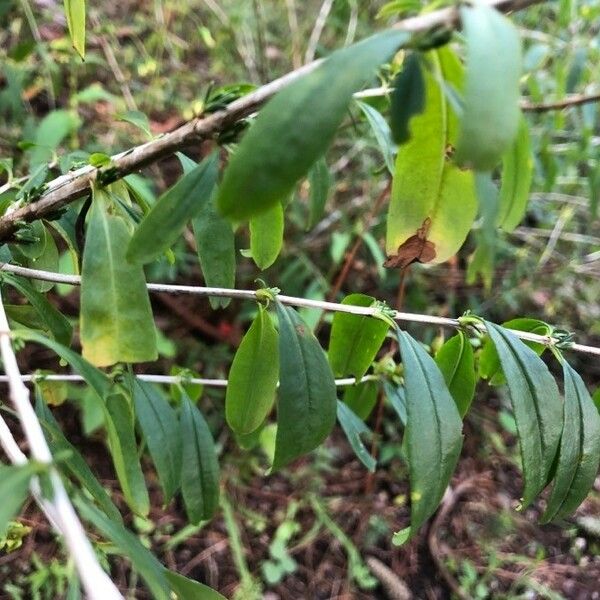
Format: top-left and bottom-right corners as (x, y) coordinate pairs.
(64, 0), (86, 59)
(106, 392), (150, 516)
(226, 304), (279, 435)
(357, 100), (396, 174)
(394, 328), (463, 542)
(455, 4), (522, 171)
(81, 186), (157, 367)
(307, 157), (332, 229)
(132, 377), (182, 504)
(127, 152), (219, 264)
(336, 400), (376, 473)
(2, 274), (72, 346)
(180, 392), (220, 523)
(35, 390), (123, 524)
(390, 52), (426, 144)
(75, 495), (170, 599)
(0, 464), (39, 537)
(249, 202), (284, 270)
(497, 117), (533, 231)
(484, 321), (562, 507)
(542, 362), (600, 522)
(218, 29), (410, 220)
(328, 293), (390, 379)
(435, 331), (476, 418)
(164, 571), (227, 600)
(272, 300), (337, 470)
(386, 47), (477, 265)
(343, 379), (378, 420)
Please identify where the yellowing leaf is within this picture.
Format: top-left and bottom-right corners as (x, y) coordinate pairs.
(386, 48), (477, 265)
(64, 0), (86, 59)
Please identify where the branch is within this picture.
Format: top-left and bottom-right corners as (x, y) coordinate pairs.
(0, 0), (544, 241)
(1, 262), (598, 356)
(521, 91), (600, 113)
(0, 290), (123, 599)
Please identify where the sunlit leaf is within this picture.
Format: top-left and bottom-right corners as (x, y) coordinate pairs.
(63, 0), (86, 59)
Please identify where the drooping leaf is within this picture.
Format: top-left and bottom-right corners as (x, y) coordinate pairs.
(74, 495), (170, 600)
(328, 294), (390, 379)
(497, 117), (533, 232)
(272, 300), (337, 470)
(2, 274), (72, 345)
(390, 52), (426, 144)
(35, 391), (123, 524)
(386, 47), (477, 266)
(307, 158), (332, 229)
(132, 378), (182, 503)
(434, 331), (476, 418)
(542, 362), (600, 522)
(28, 110), (80, 171)
(165, 570), (227, 600)
(249, 202), (284, 270)
(455, 4), (522, 171)
(180, 392), (220, 523)
(63, 0), (86, 59)
(394, 329), (462, 542)
(0, 464), (38, 536)
(225, 305), (279, 435)
(127, 152), (219, 264)
(343, 379), (378, 420)
(384, 381), (407, 426)
(336, 400), (376, 473)
(105, 393), (149, 516)
(81, 186), (157, 367)
(192, 195), (236, 310)
(218, 29), (410, 220)
(484, 321), (562, 507)
(357, 100), (396, 173)
(479, 318), (550, 385)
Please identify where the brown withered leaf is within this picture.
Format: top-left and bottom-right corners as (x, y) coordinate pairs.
(383, 218), (436, 269)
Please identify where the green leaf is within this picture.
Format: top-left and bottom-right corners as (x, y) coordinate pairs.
(249, 202), (284, 270)
(272, 300), (337, 470)
(0, 464), (37, 536)
(390, 53), (426, 144)
(180, 392), (220, 523)
(192, 194), (236, 310)
(542, 362), (600, 522)
(18, 223), (60, 293)
(63, 0), (86, 59)
(81, 186), (157, 367)
(2, 274), (72, 346)
(479, 318), (550, 385)
(225, 305), (279, 435)
(34, 391), (123, 524)
(117, 110), (152, 137)
(386, 48), (477, 265)
(336, 400), (376, 473)
(396, 328), (462, 540)
(328, 294), (390, 379)
(106, 393), (149, 516)
(164, 570), (227, 600)
(14, 329), (110, 398)
(434, 332), (476, 418)
(384, 381), (407, 426)
(132, 378), (182, 503)
(218, 29), (410, 220)
(343, 379), (378, 420)
(127, 152), (219, 264)
(307, 158), (331, 230)
(28, 110), (80, 170)
(497, 117), (533, 232)
(74, 495), (170, 599)
(484, 322), (562, 507)
(356, 100), (396, 174)
(455, 4), (522, 171)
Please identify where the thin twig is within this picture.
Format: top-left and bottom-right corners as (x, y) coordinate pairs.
(521, 91), (600, 112)
(0, 0), (545, 241)
(0, 290), (122, 599)
(0, 262), (599, 356)
(305, 0), (335, 64)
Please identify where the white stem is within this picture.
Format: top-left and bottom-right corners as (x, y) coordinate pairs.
(1, 262), (598, 356)
(0, 290), (123, 600)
